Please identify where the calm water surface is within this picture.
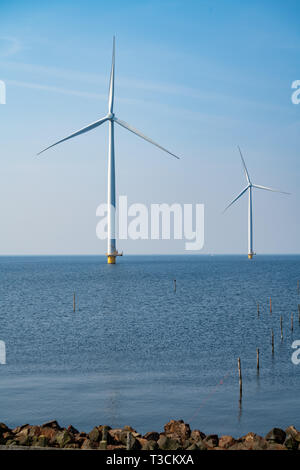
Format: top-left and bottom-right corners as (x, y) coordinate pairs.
(0, 255), (299, 436)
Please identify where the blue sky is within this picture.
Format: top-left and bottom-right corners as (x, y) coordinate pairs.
(0, 0), (299, 254)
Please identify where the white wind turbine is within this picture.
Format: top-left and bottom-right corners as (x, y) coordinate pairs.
(224, 147), (289, 259)
(37, 37), (180, 264)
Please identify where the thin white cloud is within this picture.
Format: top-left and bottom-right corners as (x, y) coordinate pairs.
(5, 79), (144, 106)
(0, 37), (22, 58)
(1, 61), (105, 84)
(5, 78), (241, 131)
(1, 60), (289, 114)
(1, 81), (287, 142)
(6, 79), (107, 100)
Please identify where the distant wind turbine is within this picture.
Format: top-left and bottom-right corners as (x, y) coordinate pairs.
(224, 147), (289, 259)
(37, 37), (180, 264)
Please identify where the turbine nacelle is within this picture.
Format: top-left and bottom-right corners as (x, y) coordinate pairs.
(37, 36), (180, 161)
(223, 147), (290, 213)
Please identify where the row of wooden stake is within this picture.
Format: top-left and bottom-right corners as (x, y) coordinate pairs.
(257, 298), (300, 326)
(238, 298), (300, 400)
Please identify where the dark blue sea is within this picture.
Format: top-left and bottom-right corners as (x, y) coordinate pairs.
(0, 255), (299, 437)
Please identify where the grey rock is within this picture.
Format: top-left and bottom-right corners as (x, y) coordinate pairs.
(88, 427), (101, 442)
(142, 439), (158, 450)
(0, 423), (10, 435)
(265, 428), (286, 444)
(203, 434), (219, 448)
(196, 439), (208, 451)
(81, 438), (97, 450)
(41, 420), (61, 430)
(67, 425), (79, 435)
(55, 430), (73, 448)
(190, 430), (206, 442)
(284, 434), (298, 450)
(157, 435), (182, 450)
(126, 432), (141, 450)
(186, 443), (199, 451)
(286, 426), (300, 443)
(164, 420), (191, 443)
(144, 431), (159, 441)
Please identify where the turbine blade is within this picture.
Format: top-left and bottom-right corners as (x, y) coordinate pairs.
(238, 146), (251, 184)
(114, 117), (180, 160)
(108, 36), (115, 114)
(37, 116), (108, 156)
(223, 186), (249, 213)
(252, 184), (290, 195)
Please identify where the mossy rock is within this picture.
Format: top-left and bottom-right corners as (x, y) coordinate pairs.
(55, 430), (73, 448)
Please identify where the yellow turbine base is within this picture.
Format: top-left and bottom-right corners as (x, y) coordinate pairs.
(248, 253), (253, 260)
(107, 255), (116, 264)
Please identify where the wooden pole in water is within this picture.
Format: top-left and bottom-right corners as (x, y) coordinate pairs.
(298, 280), (299, 295)
(291, 313), (294, 332)
(270, 297), (272, 314)
(298, 305), (300, 324)
(174, 279), (176, 292)
(238, 357), (242, 397)
(257, 303), (260, 317)
(280, 315), (283, 341)
(73, 292), (76, 312)
(271, 329), (274, 354)
(256, 348), (260, 371)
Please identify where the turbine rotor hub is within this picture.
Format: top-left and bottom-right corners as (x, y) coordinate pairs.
(107, 112), (114, 120)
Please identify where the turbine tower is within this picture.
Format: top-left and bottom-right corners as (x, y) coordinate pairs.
(224, 147), (289, 259)
(37, 37), (180, 264)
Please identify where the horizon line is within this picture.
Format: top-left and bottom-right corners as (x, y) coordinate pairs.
(0, 253), (299, 257)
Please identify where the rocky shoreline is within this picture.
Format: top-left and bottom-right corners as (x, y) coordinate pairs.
(0, 420), (299, 451)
